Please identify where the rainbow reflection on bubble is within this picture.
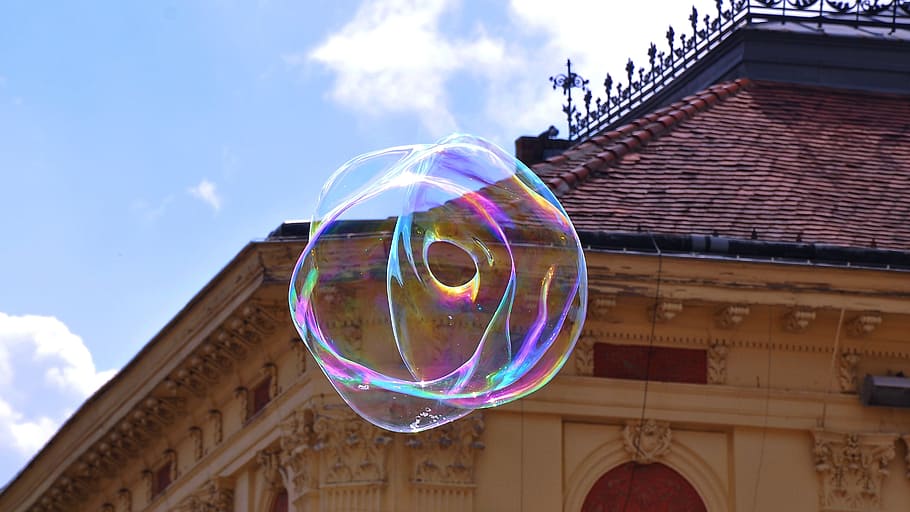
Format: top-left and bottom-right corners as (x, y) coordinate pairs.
(289, 134), (587, 432)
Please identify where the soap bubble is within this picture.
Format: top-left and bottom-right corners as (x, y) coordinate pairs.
(289, 134), (587, 432)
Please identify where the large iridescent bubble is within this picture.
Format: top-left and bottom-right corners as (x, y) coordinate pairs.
(289, 134), (587, 432)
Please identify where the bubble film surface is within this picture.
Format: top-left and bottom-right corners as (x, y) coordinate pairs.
(289, 134), (587, 432)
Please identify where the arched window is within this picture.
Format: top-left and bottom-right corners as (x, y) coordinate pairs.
(270, 489), (288, 512)
(582, 462), (706, 512)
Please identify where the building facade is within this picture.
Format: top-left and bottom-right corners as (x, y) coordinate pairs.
(4, 1), (910, 511)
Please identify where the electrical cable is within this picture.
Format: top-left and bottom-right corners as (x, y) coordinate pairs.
(619, 233), (663, 512)
(750, 307), (774, 512)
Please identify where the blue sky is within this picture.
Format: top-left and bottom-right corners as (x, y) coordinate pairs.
(0, 0), (721, 486)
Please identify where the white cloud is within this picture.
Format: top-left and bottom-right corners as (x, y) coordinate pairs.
(303, 0), (720, 143)
(188, 179), (222, 212)
(301, 0), (508, 136)
(0, 313), (116, 462)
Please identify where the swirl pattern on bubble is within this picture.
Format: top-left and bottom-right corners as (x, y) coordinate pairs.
(290, 134), (587, 432)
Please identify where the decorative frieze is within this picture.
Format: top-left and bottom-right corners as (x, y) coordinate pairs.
(622, 419), (672, 464)
(785, 308), (816, 332)
(652, 301), (683, 322)
(406, 413), (485, 485)
(176, 478), (234, 512)
(707, 343), (728, 384)
(813, 430), (897, 512)
(279, 406), (318, 495)
(574, 335), (594, 376)
(716, 305), (750, 329)
(312, 410), (392, 485)
(589, 294), (617, 319)
(838, 352), (861, 393)
(849, 313), (882, 337)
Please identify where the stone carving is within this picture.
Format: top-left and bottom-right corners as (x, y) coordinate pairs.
(785, 308), (816, 332)
(707, 343), (728, 384)
(406, 413), (485, 485)
(235, 387), (249, 423)
(622, 419), (672, 464)
(143, 397), (186, 425)
(716, 305), (750, 329)
(117, 488), (131, 512)
(652, 301), (683, 322)
(101, 503), (114, 512)
(813, 430), (897, 511)
(280, 406), (318, 494)
(209, 409), (223, 445)
(838, 352), (861, 393)
(849, 313), (882, 337)
(574, 335), (594, 376)
(589, 294), (616, 319)
(258, 447), (285, 490)
(313, 410), (392, 484)
(190, 426), (204, 461)
(22, 299), (286, 512)
(176, 478), (234, 512)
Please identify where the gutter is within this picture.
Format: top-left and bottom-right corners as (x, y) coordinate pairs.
(578, 231), (910, 271)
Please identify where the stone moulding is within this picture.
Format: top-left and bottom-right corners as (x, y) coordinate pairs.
(622, 419), (672, 464)
(812, 430), (897, 512)
(707, 343), (728, 385)
(21, 299), (284, 512)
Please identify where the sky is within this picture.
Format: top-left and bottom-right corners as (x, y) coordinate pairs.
(0, 0), (726, 487)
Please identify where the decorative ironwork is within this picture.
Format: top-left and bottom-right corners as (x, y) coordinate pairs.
(553, 0), (910, 140)
(549, 59), (590, 141)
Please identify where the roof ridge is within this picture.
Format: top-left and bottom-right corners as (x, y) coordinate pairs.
(540, 78), (755, 196)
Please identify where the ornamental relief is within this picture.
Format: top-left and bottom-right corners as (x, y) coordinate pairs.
(575, 335), (594, 376)
(406, 413), (485, 485)
(175, 478), (234, 512)
(279, 407), (318, 494)
(813, 430), (897, 512)
(21, 298), (288, 512)
(313, 409), (392, 485)
(622, 419), (671, 465)
(838, 351), (861, 393)
(706, 343), (728, 385)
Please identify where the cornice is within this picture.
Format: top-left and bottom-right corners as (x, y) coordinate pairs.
(0, 243), (285, 512)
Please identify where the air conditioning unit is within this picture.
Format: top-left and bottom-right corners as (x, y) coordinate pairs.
(860, 374), (910, 408)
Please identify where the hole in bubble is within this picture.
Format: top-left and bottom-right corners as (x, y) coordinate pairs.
(426, 241), (476, 288)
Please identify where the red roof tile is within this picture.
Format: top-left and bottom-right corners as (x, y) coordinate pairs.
(534, 80), (910, 251)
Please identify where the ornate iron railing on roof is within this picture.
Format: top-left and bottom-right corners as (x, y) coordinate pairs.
(551, 0), (910, 142)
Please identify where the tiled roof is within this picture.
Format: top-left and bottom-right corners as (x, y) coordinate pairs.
(533, 79), (910, 251)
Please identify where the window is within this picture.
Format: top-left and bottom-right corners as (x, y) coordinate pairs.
(582, 462), (706, 512)
(251, 375), (272, 417)
(593, 343), (707, 384)
(153, 461), (173, 496)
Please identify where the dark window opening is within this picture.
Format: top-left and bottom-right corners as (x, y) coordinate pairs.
(271, 489), (289, 512)
(593, 343), (707, 384)
(154, 462), (172, 496)
(251, 376), (272, 417)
